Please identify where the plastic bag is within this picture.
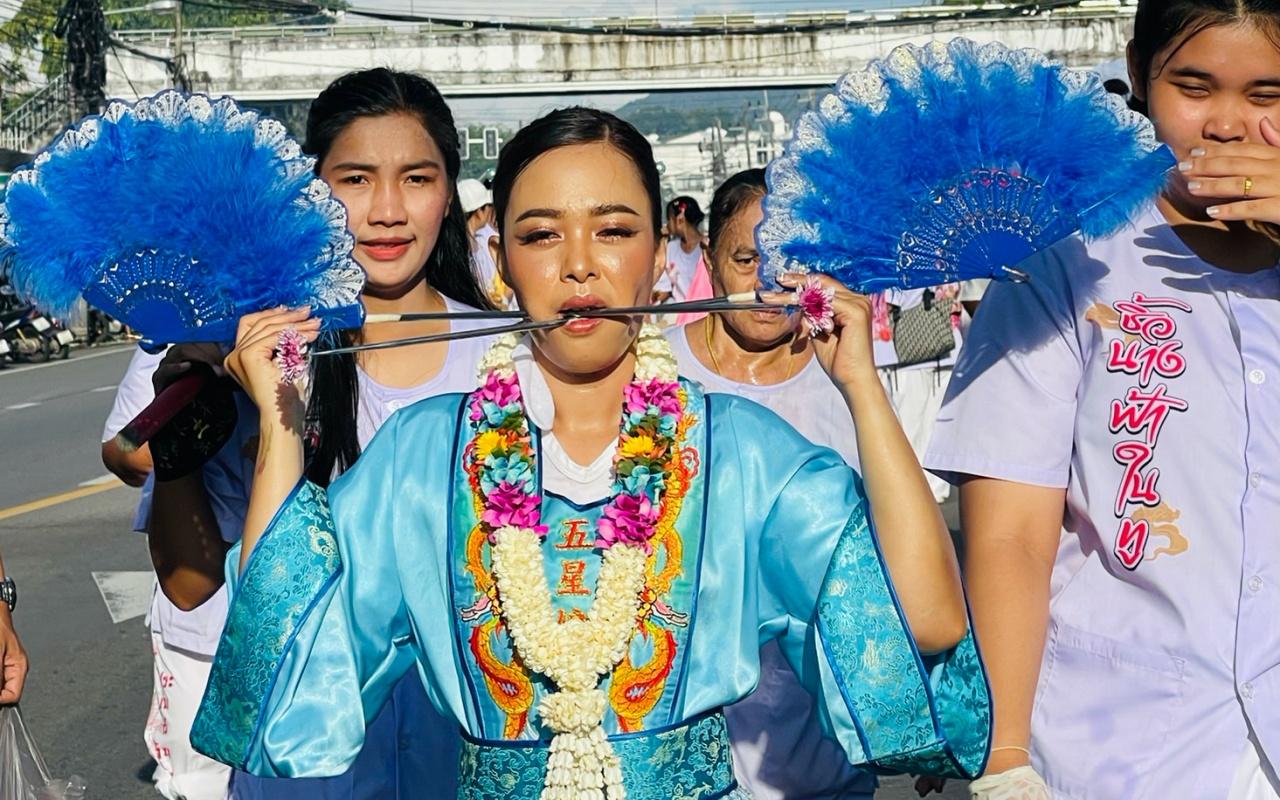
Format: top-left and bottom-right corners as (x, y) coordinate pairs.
(0, 706), (85, 800)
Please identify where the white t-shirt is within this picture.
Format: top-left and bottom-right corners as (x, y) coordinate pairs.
(105, 345), (230, 656)
(655, 238), (705, 301)
(665, 324), (874, 800)
(667, 325), (860, 468)
(354, 295), (499, 449)
(471, 223), (501, 302)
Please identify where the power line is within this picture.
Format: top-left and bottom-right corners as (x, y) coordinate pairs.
(108, 40), (140, 96)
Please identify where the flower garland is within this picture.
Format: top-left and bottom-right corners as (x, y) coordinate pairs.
(469, 324), (681, 800)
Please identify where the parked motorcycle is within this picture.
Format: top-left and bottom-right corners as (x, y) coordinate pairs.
(0, 285), (70, 363)
(86, 308), (125, 346)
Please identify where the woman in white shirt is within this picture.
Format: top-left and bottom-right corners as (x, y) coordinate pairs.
(668, 168), (875, 800)
(142, 68), (498, 800)
(655, 196), (709, 307)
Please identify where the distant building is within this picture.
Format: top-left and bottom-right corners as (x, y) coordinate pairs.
(649, 110), (790, 207)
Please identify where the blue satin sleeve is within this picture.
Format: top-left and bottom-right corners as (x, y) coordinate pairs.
(729, 399), (991, 779)
(192, 413), (418, 778)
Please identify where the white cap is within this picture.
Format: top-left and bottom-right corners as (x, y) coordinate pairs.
(457, 179), (492, 213)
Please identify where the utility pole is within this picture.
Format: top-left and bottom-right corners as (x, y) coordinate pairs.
(55, 0), (108, 115)
(761, 88), (774, 162)
(172, 0), (188, 91)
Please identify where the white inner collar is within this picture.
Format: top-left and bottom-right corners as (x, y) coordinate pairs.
(511, 338), (614, 495)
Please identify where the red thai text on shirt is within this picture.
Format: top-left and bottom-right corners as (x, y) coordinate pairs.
(1104, 293), (1191, 570)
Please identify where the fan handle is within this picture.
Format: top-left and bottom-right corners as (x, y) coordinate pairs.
(112, 369), (214, 453)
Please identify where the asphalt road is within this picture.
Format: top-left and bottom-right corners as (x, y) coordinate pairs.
(0, 344), (967, 800)
(0, 344), (155, 799)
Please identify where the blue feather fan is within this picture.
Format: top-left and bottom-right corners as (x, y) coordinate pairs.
(757, 39), (1176, 291)
(0, 91), (364, 346)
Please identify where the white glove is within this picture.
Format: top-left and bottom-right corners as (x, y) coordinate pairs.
(968, 766), (1051, 800)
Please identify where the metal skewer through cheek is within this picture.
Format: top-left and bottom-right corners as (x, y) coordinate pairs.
(311, 318), (569, 357)
(312, 293), (798, 355)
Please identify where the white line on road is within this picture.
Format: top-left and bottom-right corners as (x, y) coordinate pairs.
(4, 402), (37, 410)
(0, 344), (135, 377)
(91, 571), (153, 624)
(79, 474), (119, 487)
(91, 385), (117, 393)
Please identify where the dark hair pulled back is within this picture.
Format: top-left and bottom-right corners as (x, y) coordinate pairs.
(707, 169), (766, 257)
(1130, 0), (1280, 115)
(491, 107), (663, 238)
(303, 68), (492, 485)
(666, 195), (706, 229)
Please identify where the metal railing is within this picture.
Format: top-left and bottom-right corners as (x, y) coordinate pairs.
(0, 73), (74, 154)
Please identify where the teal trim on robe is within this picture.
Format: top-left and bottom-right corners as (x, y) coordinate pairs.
(193, 381), (992, 794)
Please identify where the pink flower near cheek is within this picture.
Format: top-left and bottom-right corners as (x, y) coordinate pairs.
(798, 277), (836, 334)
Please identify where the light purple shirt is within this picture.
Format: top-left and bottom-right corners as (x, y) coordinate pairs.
(927, 206), (1280, 799)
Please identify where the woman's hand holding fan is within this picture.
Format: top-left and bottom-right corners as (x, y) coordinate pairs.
(222, 307), (320, 436)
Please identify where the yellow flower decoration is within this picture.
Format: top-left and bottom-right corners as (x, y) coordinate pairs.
(475, 430), (507, 461)
(619, 434), (656, 459)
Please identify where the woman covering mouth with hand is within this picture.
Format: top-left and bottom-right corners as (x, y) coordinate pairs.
(191, 107), (992, 798)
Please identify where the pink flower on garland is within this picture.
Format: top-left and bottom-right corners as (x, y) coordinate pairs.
(596, 492), (661, 551)
(274, 328), (309, 384)
(482, 481), (546, 537)
(471, 372), (522, 422)
(798, 276), (836, 335)
(624, 380), (682, 418)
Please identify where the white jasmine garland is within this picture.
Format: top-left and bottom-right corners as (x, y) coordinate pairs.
(477, 324), (678, 800)
(476, 332), (520, 381)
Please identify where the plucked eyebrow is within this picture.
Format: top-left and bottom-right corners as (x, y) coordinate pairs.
(327, 160), (442, 173)
(1168, 67), (1280, 89)
(514, 203), (641, 223)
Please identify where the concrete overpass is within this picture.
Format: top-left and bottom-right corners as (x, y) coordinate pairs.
(104, 4), (1138, 103)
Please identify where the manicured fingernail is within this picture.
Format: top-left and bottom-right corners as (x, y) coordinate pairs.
(1207, 206), (1221, 217)
(1178, 161), (1193, 172)
(1190, 147), (1206, 157)
(1187, 180), (1202, 190)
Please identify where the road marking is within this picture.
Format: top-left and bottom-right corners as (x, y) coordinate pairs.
(0, 344), (135, 377)
(79, 473), (119, 487)
(92, 571), (153, 624)
(0, 479), (125, 522)
(3, 402), (37, 410)
(91, 385), (117, 393)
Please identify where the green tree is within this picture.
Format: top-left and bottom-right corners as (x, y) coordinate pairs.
(1, 0), (338, 101)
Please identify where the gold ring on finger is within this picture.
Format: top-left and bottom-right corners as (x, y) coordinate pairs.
(1244, 176), (1254, 197)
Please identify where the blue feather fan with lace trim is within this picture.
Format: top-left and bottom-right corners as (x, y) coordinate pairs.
(0, 91), (364, 347)
(756, 39), (1176, 292)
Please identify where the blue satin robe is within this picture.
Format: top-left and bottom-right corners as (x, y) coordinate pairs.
(193, 381), (991, 797)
